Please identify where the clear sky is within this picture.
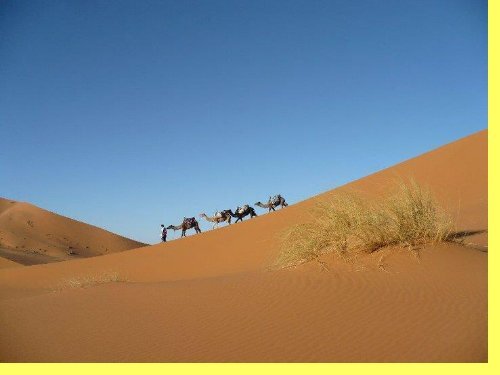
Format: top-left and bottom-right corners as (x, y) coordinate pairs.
(1, 0), (486, 244)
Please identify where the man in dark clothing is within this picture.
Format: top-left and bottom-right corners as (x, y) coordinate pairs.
(160, 224), (167, 242)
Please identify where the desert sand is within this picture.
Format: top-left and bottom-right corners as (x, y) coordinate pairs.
(0, 130), (487, 362)
(0, 257), (22, 270)
(0, 198), (147, 265)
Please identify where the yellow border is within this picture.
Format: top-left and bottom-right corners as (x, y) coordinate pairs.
(488, 1), (498, 374)
(3, 2), (496, 375)
(0, 362), (495, 374)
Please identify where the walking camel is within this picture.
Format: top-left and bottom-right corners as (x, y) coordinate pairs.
(232, 205), (257, 223)
(255, 194), (288, 212)
(167, 217), (202, 237)
(199, 210), (232, 229)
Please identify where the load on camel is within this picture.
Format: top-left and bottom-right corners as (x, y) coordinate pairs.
(232, 205), (257, 223)
(255, 194), (288, 212)
(199, 210), (233, 229)
(167, 217), (202, 237)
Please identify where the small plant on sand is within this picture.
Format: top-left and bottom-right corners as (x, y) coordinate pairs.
(55, 271), (128, 290)
(277, 180), (454, 268)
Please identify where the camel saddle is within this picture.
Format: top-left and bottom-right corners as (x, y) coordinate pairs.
(270, 195), (281, 204)
(237, 205), (249, 214)
(183, 217), (196, 226)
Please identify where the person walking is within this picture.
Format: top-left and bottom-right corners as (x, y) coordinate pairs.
(160, 224), (167, 242)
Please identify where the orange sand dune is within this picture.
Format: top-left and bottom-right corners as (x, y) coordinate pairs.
(0, 257), (22, 270)
(0, 198), (147, 265)
(0, 130), (487, 362)
(0, 244), (486, 362)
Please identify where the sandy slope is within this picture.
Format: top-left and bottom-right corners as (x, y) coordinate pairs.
(0, 244), (486, 362)
(0, 256), (22, 270)
(0, 198), (147, 265)
(0, 130), (487, 362)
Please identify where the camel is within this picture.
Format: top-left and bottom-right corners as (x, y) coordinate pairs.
(167, 217), (202, 237)
(255, 194), (288, 212)
(199, 210), (232, 229)
(231, 205), (257, 223)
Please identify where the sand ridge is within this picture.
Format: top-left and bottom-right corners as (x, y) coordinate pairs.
(0, 198), (147, 265)
(0, 130), (486, 288)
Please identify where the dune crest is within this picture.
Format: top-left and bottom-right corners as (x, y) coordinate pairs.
(0, 198), (147, 265)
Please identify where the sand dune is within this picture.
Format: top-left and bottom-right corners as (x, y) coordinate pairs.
(0, 256), (22, 270)
(0, 198), (147, 265)
(0, 130), (487, 362)
(0, 244), (486, 362)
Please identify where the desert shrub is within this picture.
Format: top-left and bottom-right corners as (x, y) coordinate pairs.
(277, 181), (453, 268)
(386, 181), (453, 246)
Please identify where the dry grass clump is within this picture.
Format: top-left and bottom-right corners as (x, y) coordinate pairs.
(55, 271), (128, 290)
(277, 181), (453, 268)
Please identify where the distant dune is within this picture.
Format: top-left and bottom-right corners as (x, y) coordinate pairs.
(0, 130), (487, 362)
(0, 198), (147, 265)
(0, 256), (22, 270)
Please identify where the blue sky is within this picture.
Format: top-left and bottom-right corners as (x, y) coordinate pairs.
(0, 0), (486, 244)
